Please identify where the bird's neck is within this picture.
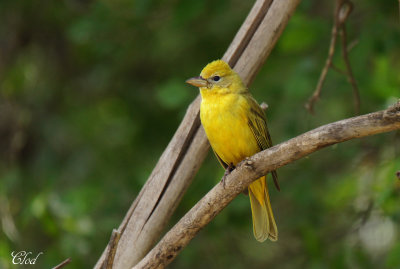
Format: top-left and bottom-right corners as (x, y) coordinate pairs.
(199, 87), (230, 100)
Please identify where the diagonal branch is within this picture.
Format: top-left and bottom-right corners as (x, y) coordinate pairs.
(133, 101), (400, 269)
(52, 258), (72, 269)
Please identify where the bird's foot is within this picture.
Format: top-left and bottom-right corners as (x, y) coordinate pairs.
(237, 157), (254, 170)
(221, 163), (235, 188)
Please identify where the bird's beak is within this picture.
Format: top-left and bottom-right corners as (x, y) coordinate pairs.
(185, 76), (208, 88)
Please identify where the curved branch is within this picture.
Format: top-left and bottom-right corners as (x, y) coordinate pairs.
(133, 101), (400, 269)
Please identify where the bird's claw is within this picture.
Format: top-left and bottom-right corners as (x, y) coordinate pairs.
(238, 157), (254, 170)
(221, 163), (235, 188)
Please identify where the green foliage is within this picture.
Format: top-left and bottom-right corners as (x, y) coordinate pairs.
(0, 0), (399, 268)
(156, 78), (191, 109)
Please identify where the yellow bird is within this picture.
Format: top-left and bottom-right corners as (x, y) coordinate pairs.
(186, 59), (279, 242)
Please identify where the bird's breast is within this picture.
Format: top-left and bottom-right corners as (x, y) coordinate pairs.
(200, 94), (260, 166)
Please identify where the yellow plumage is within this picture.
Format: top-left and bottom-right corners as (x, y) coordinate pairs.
(186, 60), (278, 242)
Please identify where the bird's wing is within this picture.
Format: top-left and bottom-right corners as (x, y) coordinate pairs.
(212, 148), (229, 169)
(246, 96), (280, 191)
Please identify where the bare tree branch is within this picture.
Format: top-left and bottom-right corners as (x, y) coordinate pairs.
(133, 101), (400, 269)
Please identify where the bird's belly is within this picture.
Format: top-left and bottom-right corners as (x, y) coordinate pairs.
(201, 104), (260, 166)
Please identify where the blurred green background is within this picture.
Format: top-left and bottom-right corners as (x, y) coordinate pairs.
(0, 0), (399, 268)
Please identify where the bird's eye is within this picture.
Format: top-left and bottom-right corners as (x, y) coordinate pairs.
(212, 76), (220, 82)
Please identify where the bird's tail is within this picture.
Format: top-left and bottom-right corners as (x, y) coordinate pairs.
(248, 176), (278, 242)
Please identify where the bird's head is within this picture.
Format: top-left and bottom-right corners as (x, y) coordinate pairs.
(186, 60), (246, 95)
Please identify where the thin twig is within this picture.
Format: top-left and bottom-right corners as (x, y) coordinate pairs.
(133, 101), (400, 269)
(330, 64), (347, 75)
(340, 25), (360, 114)
(347, 39), (359, 52)
(305, 0), (342, 114)
(52, 258), (71, 269)
(351, 200), (374, 232)
(306, 0), (360, 114)
(305, 14), (339, 114)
